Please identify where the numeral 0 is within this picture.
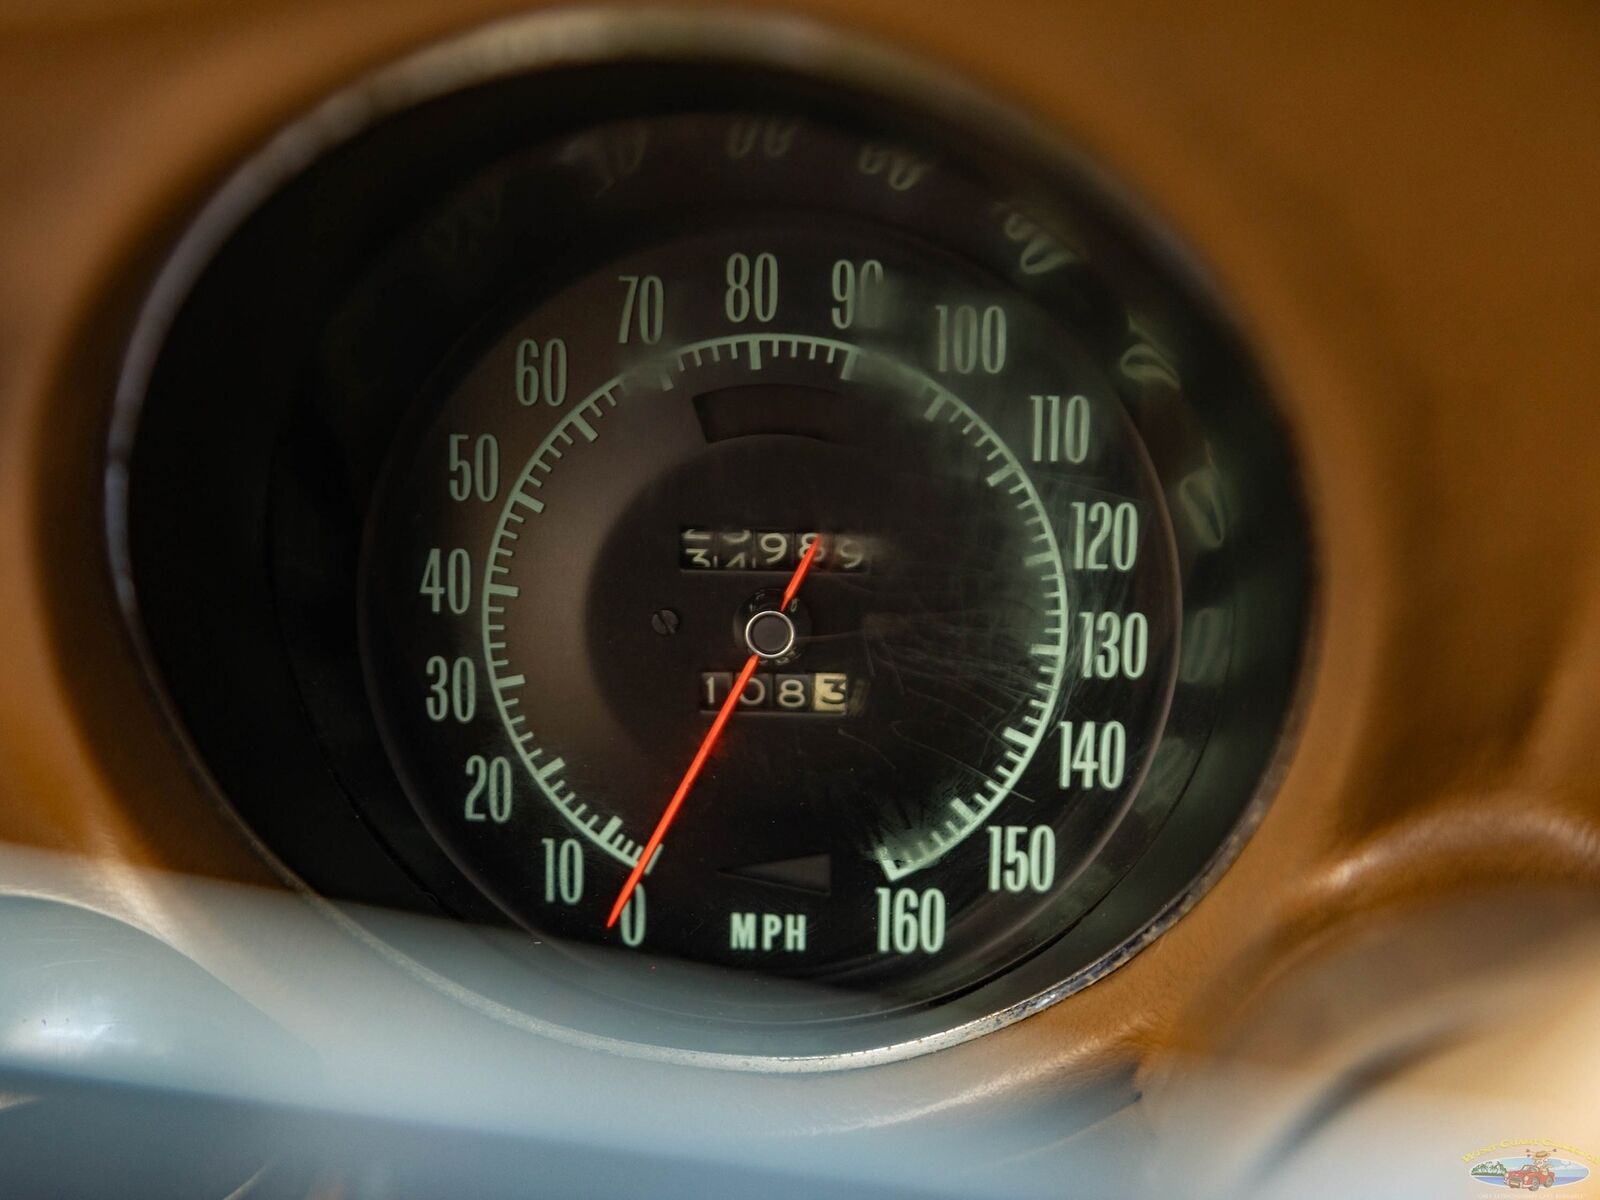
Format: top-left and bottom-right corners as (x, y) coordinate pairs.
(618, 885), (646, 947)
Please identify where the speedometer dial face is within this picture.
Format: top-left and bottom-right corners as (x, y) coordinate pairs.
(361, 121), (1186, 1020)
(124, 48), (1311, 1060)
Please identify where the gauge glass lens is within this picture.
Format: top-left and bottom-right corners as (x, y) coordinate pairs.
(361, 116), (1187, 1021)
(123, 67), (1307, 1059)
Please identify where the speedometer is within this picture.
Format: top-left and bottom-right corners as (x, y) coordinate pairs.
(118, 15), (1311, 1062)
(363, 203), (1179, 1014)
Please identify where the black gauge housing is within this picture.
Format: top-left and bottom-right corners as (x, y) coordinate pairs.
(114, 22), (1311, 1064)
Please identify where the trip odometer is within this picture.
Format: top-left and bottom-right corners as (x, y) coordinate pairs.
(122, 33), (1311, 1063)
(363, 217), (1179, 1013)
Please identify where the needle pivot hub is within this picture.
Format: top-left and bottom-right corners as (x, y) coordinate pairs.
(744, 608), (797, 660)
(734, 588), (811, 664)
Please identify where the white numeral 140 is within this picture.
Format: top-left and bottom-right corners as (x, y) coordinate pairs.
(1058, 720), (1127, 790)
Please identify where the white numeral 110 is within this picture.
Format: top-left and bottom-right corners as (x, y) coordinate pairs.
(1029, 394), (1090, 464)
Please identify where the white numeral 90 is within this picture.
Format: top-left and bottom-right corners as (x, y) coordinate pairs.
(935, 304), (1007, 374)
(830, 259), (885, 330)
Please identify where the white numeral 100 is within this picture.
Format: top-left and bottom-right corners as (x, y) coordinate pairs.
(875, 887), (946, 954)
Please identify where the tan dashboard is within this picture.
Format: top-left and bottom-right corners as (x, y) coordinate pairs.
(1, 0), (1597, 1152)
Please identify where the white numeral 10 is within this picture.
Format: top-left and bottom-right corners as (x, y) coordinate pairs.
(540, 837), (584, 904)
(875, 887), (946, 954)
(1058, 720), (1127, 790)
(986, 825), (1057, 893)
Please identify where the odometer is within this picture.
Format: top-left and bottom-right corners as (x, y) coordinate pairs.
(119, 22), (1311, 1062)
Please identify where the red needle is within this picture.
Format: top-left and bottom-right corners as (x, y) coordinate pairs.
(606, 535), (825, 929)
